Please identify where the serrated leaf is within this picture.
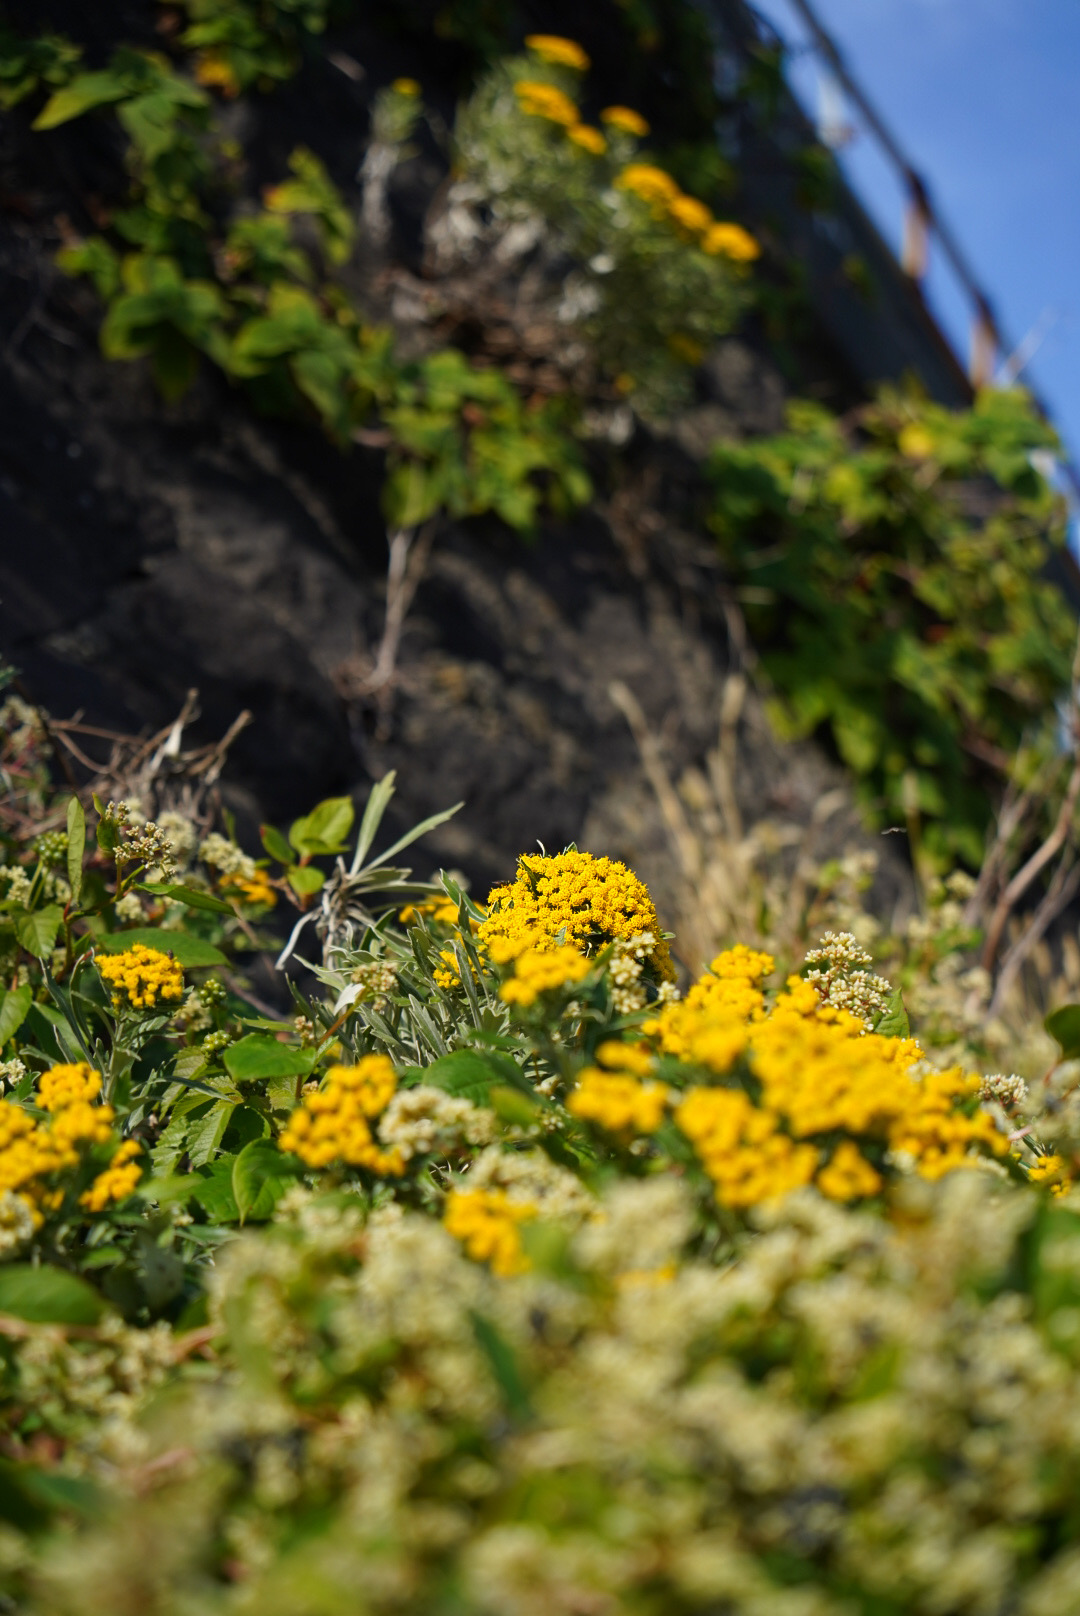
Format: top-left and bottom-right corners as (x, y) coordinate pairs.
(186, 1100), (235, 1168)
(232, 1138), (302, 1224)
(223, 1034), (315, 1083)
(66, 797), (85, 905)
(0, 986), (32, 1046)
(0, 1265), (103, 1325)
(138, 882), (232, 915)
(14, 906), (63, 959)
(96, 929), (226, 966)
(1046, 1004), (1080, 1062)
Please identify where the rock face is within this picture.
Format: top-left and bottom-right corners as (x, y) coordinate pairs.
(0, 6), (916, 949)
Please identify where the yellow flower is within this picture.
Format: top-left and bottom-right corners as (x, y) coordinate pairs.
(81, 1140), (142, 1212)
(702, 222), (761, 262)
(400, 898), (459, 925)
(595, 1040), (655, 1077)
(1028, 1153), (1071, 1196)
(668, 194), (713, 236)
(601, 105), (650, 137)
(898, 423), (936, 460)
(391, 77), (421, 97)
(193, 49), (241, 98)
(514, 80), (579, 127)
(567, 1067), (669, 1136)
(480, 850), (674, 982)
(567, 123), (607, 155)
(220, 872), (278, 907)
(616, 163), (680, 205)
(500, 943), (591, 1007)
(675, 1088), (818, 1209)
(817, 1140), (882, 1202)
(97, 944), (184, 1012)
(279, 1056), (404, 1175)
(444, 1187), (535, 1275)
(524, 34), (590, 71)
(36, 1062), (102, 1113)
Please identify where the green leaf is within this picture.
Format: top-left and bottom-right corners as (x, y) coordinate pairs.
(260, 823), (294, 865)
(488, 1085), (540, 1126)
(188, 1158), (239, 1222)
(96, 929), (227, 966)
(223, 1034), (315, 1083)
(364, 801), (464, 872)
(187, 1100), (236, 1168)
(0, 1265), (103, 1325)
(232, 1138), (303, 1224)
(875, 989), (911, 1040)
(32, 70), (128, 129)
(414, 1050), (530, 1107)
(14, 906), (63, 959)
(0, 986), (32, 1047)
(351, 771), (397, 871)
(1046, 1004), (1080, 1062)
(286, 864), (326, 898)
(288, 795), (355, 856)
(66, 797), (85, 905)
(469, 1311), (532, 1421)
(93, 794), (120, 854)
(138, 882), (233, 915)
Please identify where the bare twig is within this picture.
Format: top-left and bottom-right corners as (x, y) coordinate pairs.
(988, 853), (1080, 1021)
(981, 747), (1080, 971)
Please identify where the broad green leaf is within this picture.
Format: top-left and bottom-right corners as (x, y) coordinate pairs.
(1046, 1004), (1080, 1062)
(875, 990), (911, 1040)
(188, 1158), (239, 1222)
(66, 797), (85, 905)
(223, 1034), (315, 1083)
(289, 796), (354, 856)
(232, 1138), (303, 1224)
(414, 1049), (530, 1106)
(260, 823), (293, 865)
(0, 1265), (103, 1325)
(96, 929), (226, 966)
(32, 70), (128, 129)
(14, 906), (63, 959)
(286, 865), (325, 897)
(0, 986), (32, 1046)
(138, 882), (233, 915)
(186, 1100), (236, 1168)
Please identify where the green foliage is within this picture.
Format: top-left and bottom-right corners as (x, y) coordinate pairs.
(0, 24), (79, 109)
(709, 386), (1075, 867)
(171, 0), (337, 94)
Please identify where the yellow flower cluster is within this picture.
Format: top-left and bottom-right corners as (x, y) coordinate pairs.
(602, 105), (650, 137)
(500, 942), (591, 1006)
(525, 34), (590, 70)
(1028, 1153), (1070, 1195)
(443, 1186), (536, 1276)
(220, 872), (277, 907)
(81, 1139), (142, 1213)
(0, 1063), (139, 1232)
(97, 944), (184, 1011)
(513, 79), (579, 127)
(568, 1067), (669, 1135)
(615, 166), (761, 262)
(675, 1087), (820, 1208)
(279, 1056), (404, 1175)
(568, 123), (607, 155)
(647, 950), (1009, 1207)
(399, 898), (460, 925)
(480, 850), (675, 981)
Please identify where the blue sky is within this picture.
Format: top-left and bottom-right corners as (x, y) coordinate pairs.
(751, 0), (1080, 474)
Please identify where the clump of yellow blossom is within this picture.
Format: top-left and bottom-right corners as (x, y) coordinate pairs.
(220, 872), (277, 907)
(400, 897), (459, 925)
(675, 1087), (819, 1208)
(479, 849), (674, 982)
(193, 50), (240, 97)
(817, 1140), (883, 1202)
(595, 1039), (655, 1077)
(279, 1056), (404, 1175)
(97, 944), (184, 1012)
(645, 945), (771, 1072)
(1028, 1153), (1071, 1195)
(601, 105), (650, 137)
(0, 1064), (139, 1239)
(568, 1068), (669, 1136)
(513, 80), (579, 127)
(616, 163), (680, 206)
(898, 422), (936, 460)
(81, 1139), (142, 1213)
(500, 943), (591, 1007)
(567, 123), (607, 155)
(391, 77), (421, 97)
(668, 194), (713, 236)
(702, 221), (761, 261)
(524, 35), (590, 71)
(443, 1186), (535, 1276)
